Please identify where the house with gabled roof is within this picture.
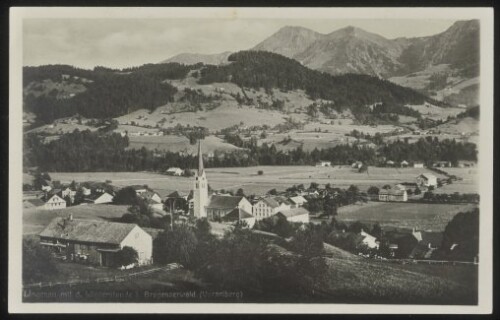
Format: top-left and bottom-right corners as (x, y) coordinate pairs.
(39, 216), (152, 267)
(84, 192), (114, 205)
(416, 173), (437, 187)
(276, 207), (310, 223)
(205, 195), (253, 222)
(44, 194), (66, 210)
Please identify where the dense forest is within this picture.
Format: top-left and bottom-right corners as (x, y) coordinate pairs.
(24, 130), (477, 172)
(199, 51), (447, 118)
(23, 63), (198, 123)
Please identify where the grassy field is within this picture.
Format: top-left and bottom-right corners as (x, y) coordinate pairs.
(321, 246), (476, 304)
(23, 240), (477, 304)
(23, 204), (130, 235)
(127, 134), (242, 153)
(337, 201), (478, 231)
(47, 166), (479, 198)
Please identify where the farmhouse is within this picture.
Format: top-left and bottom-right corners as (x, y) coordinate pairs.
(252, 197), (281, 220)
(84, 192), (114, 204)
(315, 160), (331, 167)
(416, 173), (438, 187)
(129, 185), (149, 195)
(276, 207), (310, 223)
(413, 162), (425, 168)
(289, 195), (308, 208)
(378, 185), (408, 202)
(400, 160), (409, 167)
(206, 195), (253, 221)
(61, 187), (77, 201)
(39, 216), (153, 267)
(166, 167), (184, 176)
(44, 194), (67, 210)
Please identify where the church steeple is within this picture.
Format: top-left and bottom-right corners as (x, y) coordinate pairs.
(193, 139), (208, 218)
(197, 139), (204, 176)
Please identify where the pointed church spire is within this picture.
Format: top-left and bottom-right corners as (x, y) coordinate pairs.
(197, 139), (204, 176)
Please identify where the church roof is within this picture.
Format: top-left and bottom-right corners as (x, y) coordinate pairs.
(207, 195), (244, 209)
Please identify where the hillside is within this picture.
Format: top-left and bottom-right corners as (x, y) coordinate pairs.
(251, 20), (479, 107)
(23, 51), (443, 127)
(199, 51), (444, 117)
(161, 51), (232, 65)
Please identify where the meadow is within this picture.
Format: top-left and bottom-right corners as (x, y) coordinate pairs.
(48, 165), (463, 198)
(336, 201), (478, 231)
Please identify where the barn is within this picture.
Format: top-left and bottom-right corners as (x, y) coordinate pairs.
(39, 216), (153, 267)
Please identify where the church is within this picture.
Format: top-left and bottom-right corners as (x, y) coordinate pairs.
(192, 140), (256, 227)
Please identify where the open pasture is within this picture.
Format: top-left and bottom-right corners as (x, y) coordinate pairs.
(337, 201), (478, 231)
(23, 204), (130, 235)
(48, 165), (464, 198)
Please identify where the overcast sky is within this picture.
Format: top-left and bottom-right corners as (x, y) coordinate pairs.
(23, 19), (458, 69)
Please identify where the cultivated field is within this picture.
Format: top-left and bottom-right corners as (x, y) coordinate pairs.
(337, 202), (478, 231)
(46, 166), (476, 198)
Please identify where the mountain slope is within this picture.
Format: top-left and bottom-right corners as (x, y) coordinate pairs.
(252, 26), (325, 59)
(199, 51), (444, 117)
(161, 51), (232, 65)
(294, 26), (406, 77)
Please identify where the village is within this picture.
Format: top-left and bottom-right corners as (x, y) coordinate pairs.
(22, 138), (480, 275)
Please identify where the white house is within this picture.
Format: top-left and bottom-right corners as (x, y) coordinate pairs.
(413, 162), (425, 168)
(85, 192), (114, 204)
(252, 197), (281, 220)
(360, 230), (380, 249)
(39, 217), (153, 266)
(400, 160), (409, 167)
(315, 160), (332, 167)
(81, 186), (92, 196)
(276, 207), (310, 223)
(44, 194), (67, 210)
(166, 167), (184, 176)
(61, 187), (77, 200)
(41, 185), (52, 192)
(416, 173), (438, 187)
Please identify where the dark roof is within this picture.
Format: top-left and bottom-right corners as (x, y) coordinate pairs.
(260, 197), (280, 208)
(39, 217), (138, 245)
(273, 196), (292, 205)
(24, 198), (45, 207)
(277, 207), (309, 218)
(207, 195), (244, 209)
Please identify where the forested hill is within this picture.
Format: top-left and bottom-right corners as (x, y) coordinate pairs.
(23, 63), (200, 123)
(199, 51), (446, 115)
(24, 52), (444, 124)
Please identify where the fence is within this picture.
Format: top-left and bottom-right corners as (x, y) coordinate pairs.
(24, 263), (182, 289)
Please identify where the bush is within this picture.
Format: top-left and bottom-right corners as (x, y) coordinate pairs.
(23, 238), (57, 284)
(153, 224), (198, 267)
(257, 170), (264, 175)
(114, 246), (138, 267)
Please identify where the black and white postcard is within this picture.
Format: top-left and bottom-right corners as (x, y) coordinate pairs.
(8, 7), (494, 314)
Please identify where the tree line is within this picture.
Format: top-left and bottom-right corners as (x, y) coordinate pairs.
(24, 129), (477, 172)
